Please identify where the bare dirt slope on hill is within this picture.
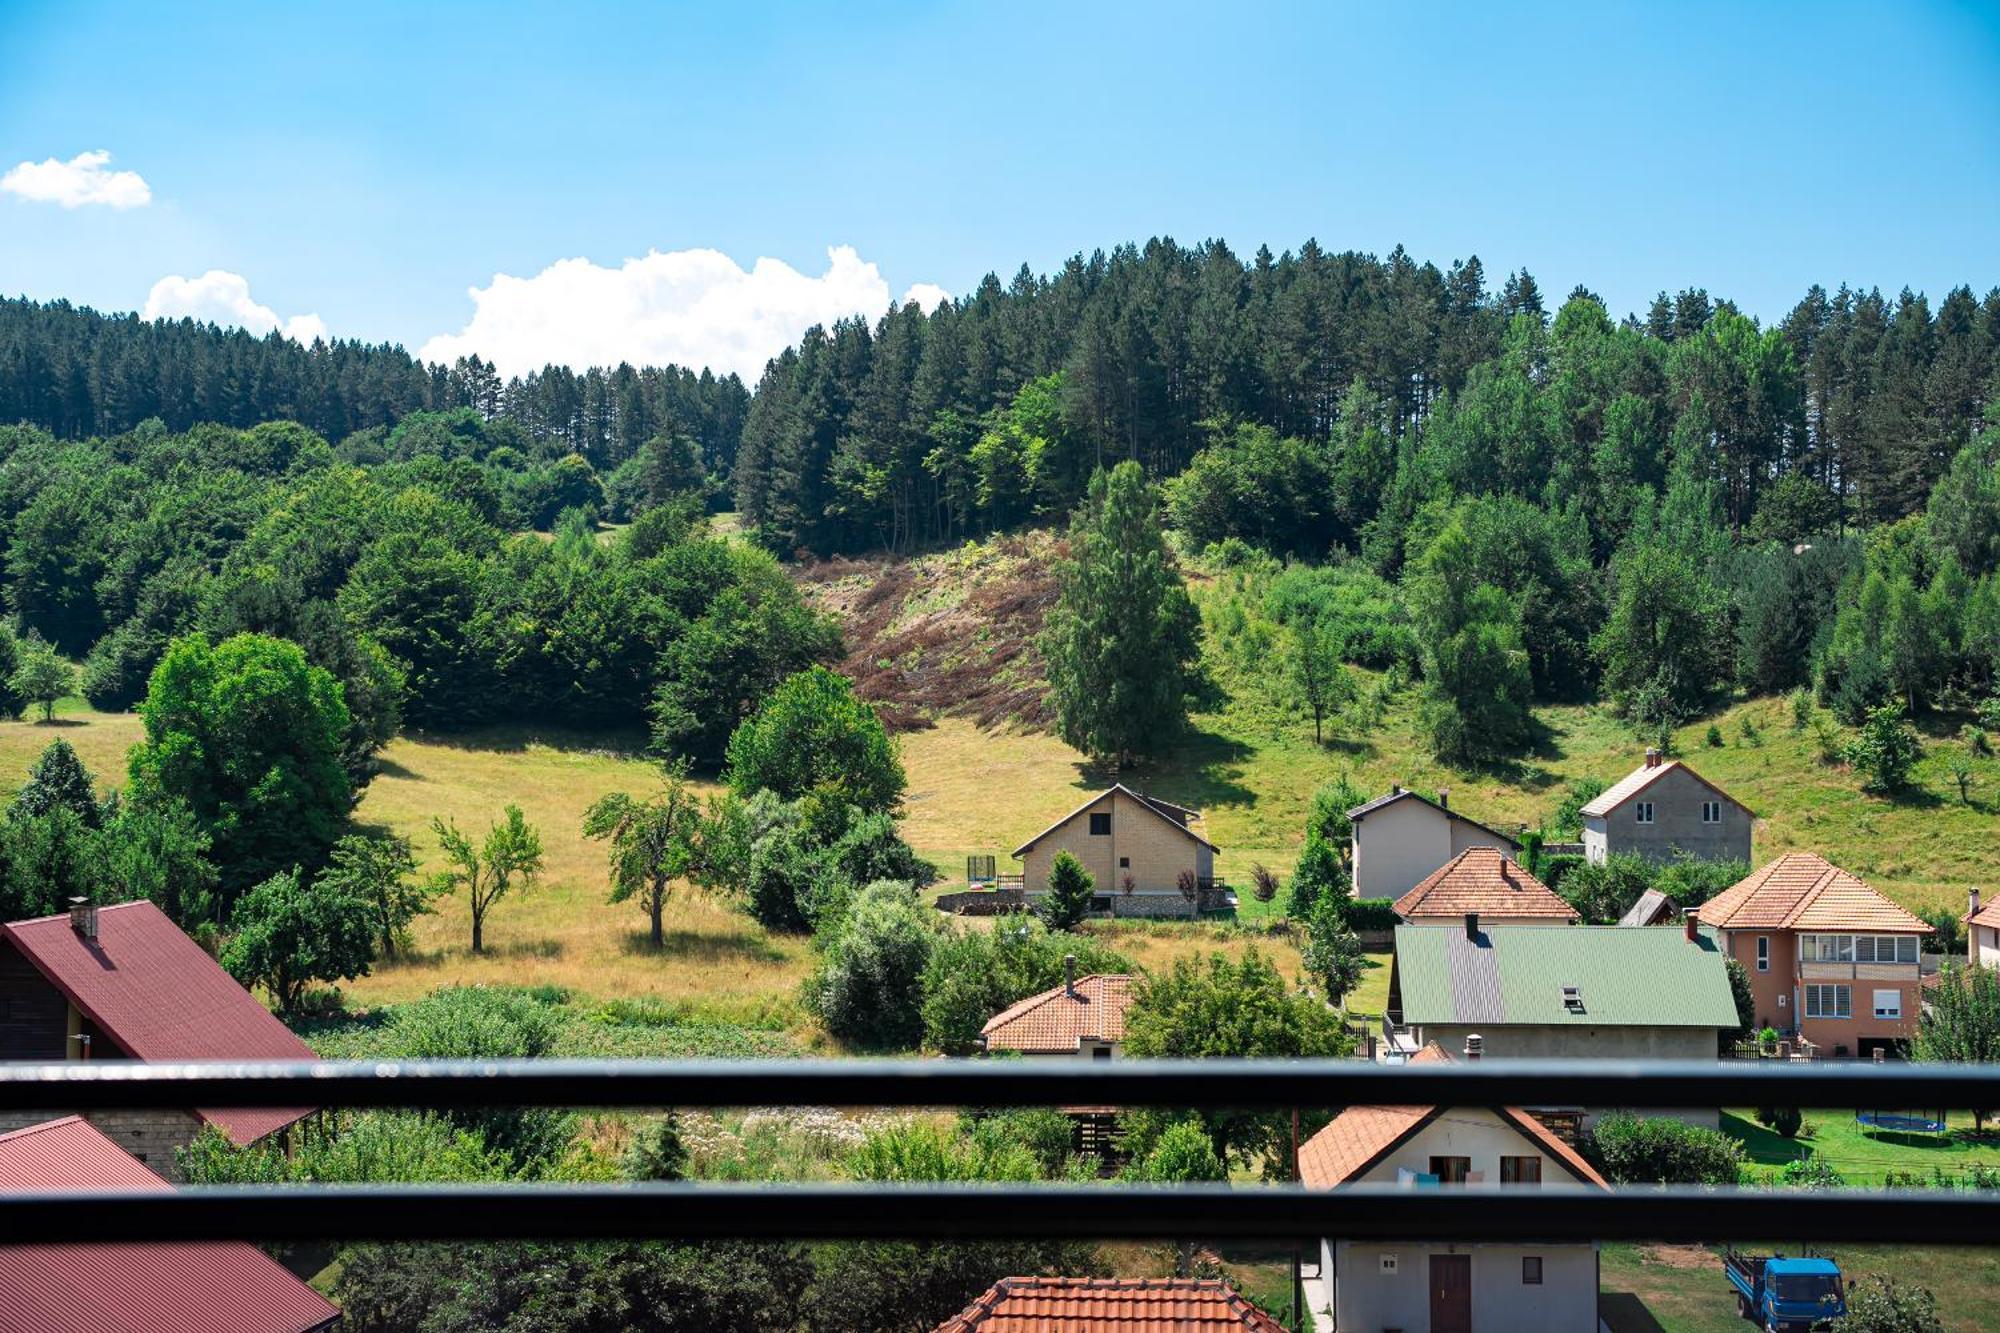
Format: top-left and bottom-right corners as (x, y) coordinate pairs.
(792, 531), (1063, 733)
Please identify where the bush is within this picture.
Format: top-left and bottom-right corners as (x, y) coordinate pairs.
(1339, 897), (1401, 932)
(384, 987), (571, 1171)
(1037, 850), (1095, 931)
(1839, 1274), (1945, 1333)
(1249, 862), (1279, 903)
(724, 665), (904, 815)
(1587, 1115), (1744, 1185)
(1845, 701), (1923, 794)
(1778, 1156), (1844, 1190)
(1287, 830), (1345, 918)
(221, 868), (376, 1014)
(1134, 1118), (1226, 1183)
(622, 1114), (690, 1181)
(1705, 723), (1724, 747)
(1755, 1106), (1803, 1138)
(919, 916), (1133, 1054)
(805, 881), (936, 1050)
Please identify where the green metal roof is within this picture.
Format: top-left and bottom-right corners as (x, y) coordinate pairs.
(1393, 924), (1740, 1028)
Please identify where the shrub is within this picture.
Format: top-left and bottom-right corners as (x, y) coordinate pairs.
(1755, 1106), (1803, 1138)
(805, 881), (937, 1050)
(1037, 850), (1095, 931)
(1965, 724), (1993, 757)
(622, 1114), (690, 1181)
(384, 986), (571, 1171)
(1287, 829), (1345, 918)
(1839, 1274), (1945, 1333)
(1587, 1115), (1744, 1185)
(1789, 688), (1813, 731)
(1306, 775), (1367, 846)
(221, 868), (376, 1014)
(1249, 862), (1279, 903)
(1134, 1118), (1226, 1183)
(919, 916), (1133, 1054)
(1845, 701), (1922, 794)
(1778, 1156), (1844, 1190)
(724, 665), (904, 815)
(1340, 897), (1401, 932)
(1705, 723), (1725, 748)
(1301, 892), (1366, 1006)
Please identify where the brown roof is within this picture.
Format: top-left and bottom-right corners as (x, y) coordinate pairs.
(1, 902), (319, 1144)
(0, 1117), (340, 1333)
(982, 975), (1135, 1053)
(1296, 1045), (1607, 1190)
(1695, 852), (1929, 934)
(1392, 848), (1577, 922)
(1966, 897), (2000, 930)
(1012, 785), (1217, 857)
(1580, 758), (1748, 819)
(935, 1277), (1286, 1332)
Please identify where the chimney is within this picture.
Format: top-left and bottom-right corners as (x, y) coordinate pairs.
(1684, 913), (1698, 943)
(1463, 1033), (1483, 1061)
(1392, 784), (1404, 796)
(1971, 888), (1982, 920)
(68, 897), (97, 941)
(1437, 788), (1449, 809)
(1464, 911), (1479, 940)
(1064, 954), (1078, 998)
(1644, 747), (1662, 769)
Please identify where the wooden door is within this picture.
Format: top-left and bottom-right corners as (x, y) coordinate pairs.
(1429, 1253), (1472, 1333)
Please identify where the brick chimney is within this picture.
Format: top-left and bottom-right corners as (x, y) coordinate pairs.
(1464, 911), (1479, 940)
(1684, 913), (1698, 943)
(1064, 954), (1078, 998)
(68, 897), (97, 941)
(1644, 747), (1662, 769)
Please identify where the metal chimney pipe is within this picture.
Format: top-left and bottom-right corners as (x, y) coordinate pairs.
(1463, 1033), (1483, 1061)
(1064, 954), (1077, 998)
(1464, 912), (1479, 940)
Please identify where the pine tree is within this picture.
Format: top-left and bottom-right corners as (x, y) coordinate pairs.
(1040, 462), (1200, 765)
(1037, 851), (1095, 931)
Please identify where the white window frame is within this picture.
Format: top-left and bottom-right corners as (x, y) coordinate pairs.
(1756, 936), (1769, 972)
(1634, 801), (1655, 825)
(1702, 800), (1722, 824)
(1873, 989), (1902, 1020)
(1805, 984), (1852, 1019)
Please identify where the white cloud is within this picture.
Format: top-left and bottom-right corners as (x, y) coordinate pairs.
(417, 245), (940, 382)
(899, 282), (953, 312)
(143, 270), (327, 344)
(1, 149), (151, 208)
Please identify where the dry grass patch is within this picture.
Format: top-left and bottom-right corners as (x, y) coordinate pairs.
(0, 702), (144, 799)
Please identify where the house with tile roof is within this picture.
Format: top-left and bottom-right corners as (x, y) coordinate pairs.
(1298, 1044), (1607, 1333)
(0, 1116), (340, 1333)
(1347, 787), (1520, 901)
(1392, 848), (1577, 927)
(0, 900), (319, 1178)
(1695, 852), (1930, 1055)
(1580, 749), (1752, 866)
(1386, 921), (1739, 1119)
(1002, 785), (1220, 918)
(934, 1276), (1286, 1331)
(981, 962), (1134, 1058)
(1965, 889), (2000, 969)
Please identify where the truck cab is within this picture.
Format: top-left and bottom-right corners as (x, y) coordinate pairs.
(1724, 1249), (1845, 1330)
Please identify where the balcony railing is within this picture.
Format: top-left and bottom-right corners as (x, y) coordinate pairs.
(5, 1058), (2000, 1246)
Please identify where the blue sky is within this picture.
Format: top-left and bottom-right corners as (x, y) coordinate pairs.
(2, 1), (1996, 378)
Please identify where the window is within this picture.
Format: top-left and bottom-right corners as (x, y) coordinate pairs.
(1634, 801), (1655, 825)
(1379, 1254), (1399, 1276)
(1804, 934), (1920, 965)
(1873, 989), (1902, 1020)
(1091, 1046), (1113, 1061)
(1088, 813), (1111, 836)
(1500, 1156), (1542, 1185)
(1522, 1257), (1544, 1285)
(1702, 800), (1721, 824)
(1118, 856), (1129, 868)
(1756, 937), (1769, 972)
(1805, 984), (1851, 1019)
(1428, 1156), (1472, 1185)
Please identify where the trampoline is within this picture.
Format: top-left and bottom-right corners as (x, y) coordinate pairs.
(1855, 1110), (1948, 1134)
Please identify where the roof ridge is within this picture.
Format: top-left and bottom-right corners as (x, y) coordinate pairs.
(0, 1115), (85, 1144)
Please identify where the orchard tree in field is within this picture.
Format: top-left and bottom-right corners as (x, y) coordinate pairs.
(1913, 963), (2000, 1132)
(1036, 850), (1096, 931)
(12, 634), (74, 723)
(317, 832), (439, 962)
(724, 665), (905, 814)
(1041, 462), (1201, 766)
(1287, 618), (1353, 745)
(433, 805), (545, 955)
(584, 763), (702, 950)
(127, 634), (352, 904)
(221, 869), (375, 1014)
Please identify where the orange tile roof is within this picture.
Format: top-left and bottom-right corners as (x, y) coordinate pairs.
(1579, 757), (1746, 818)
(1695, 852), (1929, 934)
(1393, 848), (1576, 922)
(982, 976), (1134, 1053)
(1965, 897), (2000, 930)
(1296, 1045), (1607, 1191)
(935, 1277), (1286, 1332)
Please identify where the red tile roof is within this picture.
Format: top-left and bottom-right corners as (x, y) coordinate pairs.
(935, 1277), (1286, 1331)
(1580, 757), (1747, 819)
(1296, 1045), (1607, 1190)
(0, 1117), (339, 1333)
(1695, 852), (1929, 934)
(1393, 848), (1576, 922)
(982, 975), (1135, 1053)
(1, 901), (318, 1143)
(1965, 896), (2000, 930)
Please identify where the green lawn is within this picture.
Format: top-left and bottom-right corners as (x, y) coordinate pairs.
(1601, 1241), (2000, 1332)
(1725, 1109), (2000, 1186)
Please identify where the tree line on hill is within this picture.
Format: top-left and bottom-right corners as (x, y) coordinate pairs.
(0, 296), (748, 481)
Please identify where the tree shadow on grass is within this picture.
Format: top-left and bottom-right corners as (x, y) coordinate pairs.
(1072, 725), (1258, 814)
(619, 929), (790, 963)
(401, 721), (653, 761)
(1721, 1111), (1810, 1167)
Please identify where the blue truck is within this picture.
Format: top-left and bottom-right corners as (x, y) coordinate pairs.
(1723, 1247), (1846, 1330)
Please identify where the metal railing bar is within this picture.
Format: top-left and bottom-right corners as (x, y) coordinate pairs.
(1, 1184), (1996, 1247)
(1, 1057), (1997, 1111)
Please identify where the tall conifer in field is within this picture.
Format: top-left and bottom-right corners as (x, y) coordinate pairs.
(1040, 462), (1199, 766)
